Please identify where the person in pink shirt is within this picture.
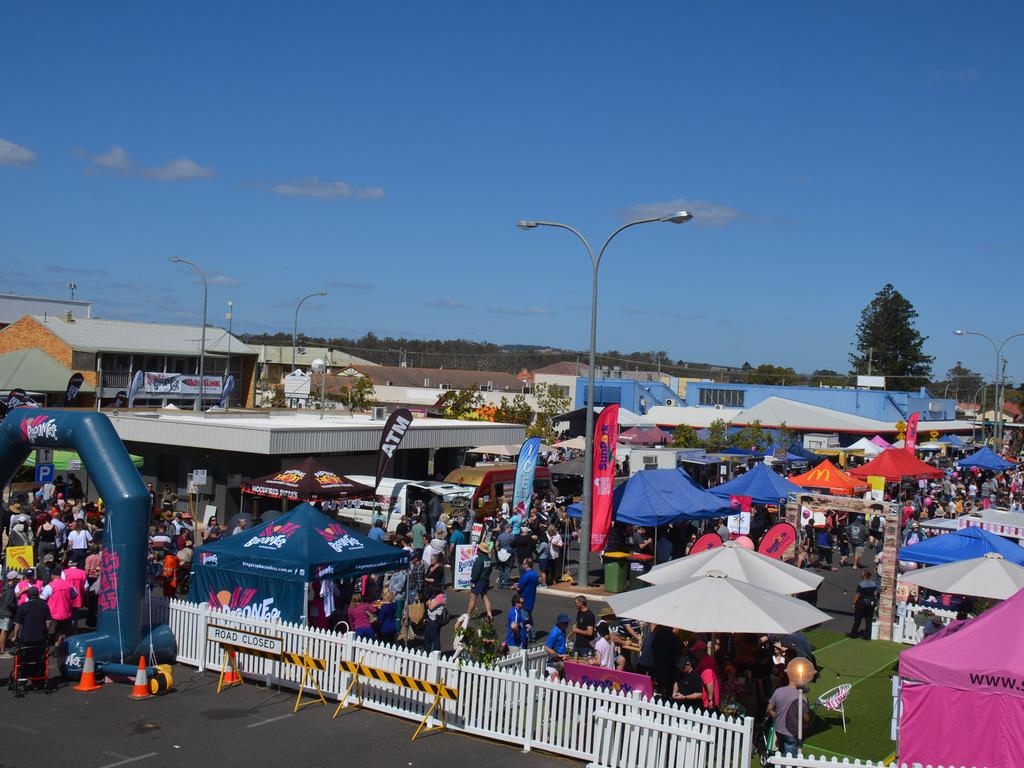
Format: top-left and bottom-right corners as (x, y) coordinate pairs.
(61, 560), (88, 623)
(15, 569), (44, 606)
(41, 564), (77, 646)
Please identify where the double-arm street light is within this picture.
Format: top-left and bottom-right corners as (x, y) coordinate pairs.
(293, 291), (328, 373)
(169, 256), (208, 413)
(954, 329), (1024, 449)
(517, 211), (693, 586)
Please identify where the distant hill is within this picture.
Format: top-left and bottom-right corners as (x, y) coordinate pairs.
(239, 330), (743, 379)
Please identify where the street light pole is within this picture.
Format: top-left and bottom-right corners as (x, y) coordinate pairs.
(954, 330), (1024, 450)
(170, 257), (208, 413)
(517, 211), (692, 586)
(292, 291), (328, 373)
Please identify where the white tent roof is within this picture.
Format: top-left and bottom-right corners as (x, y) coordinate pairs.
(734, 397), (893, 433)
(847, 437), (883, 456)
(642, 405), (744, 429)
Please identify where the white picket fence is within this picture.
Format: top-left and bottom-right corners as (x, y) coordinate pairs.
(890, 604), (959, 645)
(769, 753), (978, 768)
(163, 598), (753, 766)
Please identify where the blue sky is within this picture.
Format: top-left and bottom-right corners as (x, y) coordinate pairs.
(2, 3), (1022, 385)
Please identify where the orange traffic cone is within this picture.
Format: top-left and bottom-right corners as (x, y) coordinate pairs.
(129, 656), (150, 700)
(74, 646), (103, 692)
(222, 650), (241, 686)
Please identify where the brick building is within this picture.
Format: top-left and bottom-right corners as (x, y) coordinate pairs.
(0, 312), (257, 408)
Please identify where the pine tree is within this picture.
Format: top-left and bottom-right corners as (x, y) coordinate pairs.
(849, 284), (934, 390)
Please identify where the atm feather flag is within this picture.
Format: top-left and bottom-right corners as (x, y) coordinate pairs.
(375, 408), (412, 490)
(512, 437), (541, 516)
(905, 412), (921, 452)
(590, 404), (620, 552)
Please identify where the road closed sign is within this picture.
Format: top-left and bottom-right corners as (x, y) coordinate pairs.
(206, 624), (283, 658)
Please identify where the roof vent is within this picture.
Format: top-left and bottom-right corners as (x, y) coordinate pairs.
(63, 311), (74, 323)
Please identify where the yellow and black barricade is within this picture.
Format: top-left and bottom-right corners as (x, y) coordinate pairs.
(334, 659), (458, 740)
(281, 650), (329, 712)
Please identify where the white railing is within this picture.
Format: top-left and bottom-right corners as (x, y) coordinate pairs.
(769, 753), (977, 768)
(588, 708), (714, 768)
(164, 598), (753, 767)
(891, 604), (959, 645)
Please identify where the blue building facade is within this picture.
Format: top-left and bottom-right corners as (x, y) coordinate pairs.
(683, 382), (956, 422)
(575, 378), (681, 414)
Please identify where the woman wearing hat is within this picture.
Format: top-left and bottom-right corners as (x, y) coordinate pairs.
(467, 541), (494, 620)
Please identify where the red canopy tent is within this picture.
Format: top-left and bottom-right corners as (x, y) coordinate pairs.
(789, 459), (869, 496)
(848, 450), (942, 482)
(242, 457), (374, 501)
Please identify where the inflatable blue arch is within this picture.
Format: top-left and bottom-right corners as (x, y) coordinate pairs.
(0, 409), (175, 675)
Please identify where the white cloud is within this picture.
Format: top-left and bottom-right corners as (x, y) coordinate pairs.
(145, 158), (215, 181)
(0, 138), (37, 166)
(425, 298), (471, 310)
(488, 305), (556, 316)
(91, 145), (132, 171)
(269, 177), (386, 200)
(208, 274), (238, 286)
(623, 198), (743, 228)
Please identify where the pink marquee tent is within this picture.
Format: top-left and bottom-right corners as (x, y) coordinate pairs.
(898, 587), (1024, 767)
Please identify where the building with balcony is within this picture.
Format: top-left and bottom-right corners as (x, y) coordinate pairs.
(0, 313), (257, 408)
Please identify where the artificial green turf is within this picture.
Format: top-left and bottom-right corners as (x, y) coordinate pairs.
(801, 637), (903, 761)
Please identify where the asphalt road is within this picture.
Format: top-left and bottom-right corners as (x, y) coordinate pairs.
(0, 659), (571, 768)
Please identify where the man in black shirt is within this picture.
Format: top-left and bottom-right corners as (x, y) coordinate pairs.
(12, 587), (50, 646)
(849, 569), (878, 639)
(672, 656), (702, 707)
(568, 595), (596, 656)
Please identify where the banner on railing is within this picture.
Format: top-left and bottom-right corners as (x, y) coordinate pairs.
(144, 372), (224, 396)
(563, 660), (653, 698)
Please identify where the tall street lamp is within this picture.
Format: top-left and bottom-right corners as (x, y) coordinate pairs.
(292, 291), (328, 373)
(517, 211), (692, 586)
(954, 330), (1024, 450)
(170, 256), (208, 413)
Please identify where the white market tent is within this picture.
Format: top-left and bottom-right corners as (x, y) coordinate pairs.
(847, 436), (883, 456)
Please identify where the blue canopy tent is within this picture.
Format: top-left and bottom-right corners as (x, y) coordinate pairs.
(568, 468), (732, 525)
(957, 446), (1014, 472)
(939, 435), (967, 448)
(898, 526), (1024, 566)
(709, 462), (804, 505)
(763, 445), (805, 462)
(188, 502), (409, 623)
(721, 447), (759, 456)
(785, 443), (820, 462)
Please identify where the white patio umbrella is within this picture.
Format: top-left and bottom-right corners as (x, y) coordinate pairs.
(900, 552), (1024, 600)
(640, 540), (823, 594)
(606, 571), (831, 634)
(554, 436), (586, 450)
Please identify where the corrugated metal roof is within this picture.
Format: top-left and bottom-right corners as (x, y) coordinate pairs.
(643, 405), (744, 428)
(108, 411), (526, 455)
(351, 365), (526, 391)
(0, 349), (95, 393)
(255, 344), (378, 368)
(0, 295), (93, 325)
(30, 315), (255, 356)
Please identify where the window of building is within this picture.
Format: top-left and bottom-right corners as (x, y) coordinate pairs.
(698, 388), (745, 407)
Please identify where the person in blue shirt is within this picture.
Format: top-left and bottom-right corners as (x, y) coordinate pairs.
(367, 519), (386, 543)
(514, 555), (539, 642)
(544, 613), (570, 680)
(506, 594), (527, 649)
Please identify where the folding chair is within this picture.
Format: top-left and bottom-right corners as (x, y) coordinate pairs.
(817, 683), (852, 732)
